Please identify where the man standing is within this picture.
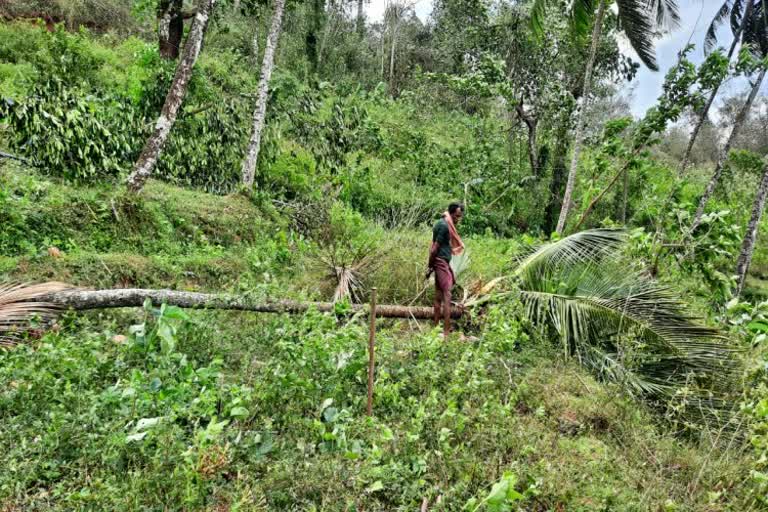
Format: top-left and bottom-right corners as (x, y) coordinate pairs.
(427, 202), (464, 337)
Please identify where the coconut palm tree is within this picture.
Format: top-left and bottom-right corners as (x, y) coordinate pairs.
(531, 0), (680, 235)
(677, 0), (756, 175)
(692, 0), (767, 230)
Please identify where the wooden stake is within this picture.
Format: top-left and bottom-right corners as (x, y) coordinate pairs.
(367, 287), (377, 416)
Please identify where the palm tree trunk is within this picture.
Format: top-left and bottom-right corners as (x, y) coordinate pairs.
(555, 0), (607, 235)
(33, 288), (463, 319)
(241, 0), (287, 188)
(678, 0), (754, 175)
(126, 0), (216, 194)
(692, 66), (766, 230)
(736, 160), (768, 296)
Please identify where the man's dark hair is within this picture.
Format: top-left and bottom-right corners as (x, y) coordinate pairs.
(448, 202), (464, 214)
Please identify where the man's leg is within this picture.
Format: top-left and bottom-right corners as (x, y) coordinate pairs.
(433, 285), (442, 327)
(442, 289), (452, 337)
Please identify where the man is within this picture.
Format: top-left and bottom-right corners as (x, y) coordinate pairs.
(427, 202), (464, 338)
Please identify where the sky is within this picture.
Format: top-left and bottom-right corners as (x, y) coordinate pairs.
(366, 0), (766, 120)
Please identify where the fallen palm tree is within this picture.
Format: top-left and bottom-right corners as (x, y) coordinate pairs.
(0, 285), (463, 346)
(30, 288), (463, 319)
(1, 229), (741, 426)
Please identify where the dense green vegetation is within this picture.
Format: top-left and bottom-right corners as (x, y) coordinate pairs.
(2, 0), (768, 509)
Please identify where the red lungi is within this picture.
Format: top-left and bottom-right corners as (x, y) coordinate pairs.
(434, 258), (455, 292)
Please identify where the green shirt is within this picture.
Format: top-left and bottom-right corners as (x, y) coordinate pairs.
(432, 218), (452, 263)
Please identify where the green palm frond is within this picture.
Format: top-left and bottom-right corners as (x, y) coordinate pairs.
(649, 0), (681, 29)
(571, 0), (597, 37)
(513, 230), (738, 418)
(616, 0), (659, 70)
(530, 0), (556, 37)
(742, 1), (768, 57)
(513, 228), (626, 279)
(705, 0), (735, 53)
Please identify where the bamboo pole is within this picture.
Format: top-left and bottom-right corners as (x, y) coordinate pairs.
(367, 288), (377, 416)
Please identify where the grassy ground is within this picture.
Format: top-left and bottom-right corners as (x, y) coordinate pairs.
(0, 170), (760, 510)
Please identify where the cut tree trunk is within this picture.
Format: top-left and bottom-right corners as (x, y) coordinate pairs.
(555, 0), (607, 235)
(126, 0), (217, 194)
(678, 0), (754, 175)
(33, 288), (463, 319)
(241, 0), (286, 188)
(692, 66), (767, 230)
(736, 160), (768, 296)
(158, 0), (184, 59)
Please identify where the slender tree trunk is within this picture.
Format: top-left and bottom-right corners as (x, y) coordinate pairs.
(736, 160), (768, 296)
(357, 0), (365, 36)
(621, 165), (629, 224)
(241, 0), (287, 188)
(306, 0), (324, 73)
(517, 103), (539, 177)
(33, 288), (463, 319)
(692, 66), (767, 230)
(388, 20), (398, 93)
(380, 28), (386, 77)
(126, 0), (216, 194)
(555, 0), (607, 235)
(544, 123), (570, 234)
(158, 0), (184, 59)
(678, 0), (754, 175)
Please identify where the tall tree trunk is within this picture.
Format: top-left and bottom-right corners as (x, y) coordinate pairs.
(158, 0), (184, 59)
(555, 0), (607, 235)
(736, 160), (768, 296)
(241, 0), (286, 187)
(544, 123), (570, 234)
(678, 0), (754, 175)
(516, 102), (538, 176)
(388, 20), (398, 93)
(306, 0), (324, 73)
(126, 0), (216, 194)
(356, 0), (365, 36)
(621, 165), (629, 224)
(692, 66), (767, 230)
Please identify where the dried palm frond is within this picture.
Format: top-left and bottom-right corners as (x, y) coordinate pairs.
(0, 281), (71, 347)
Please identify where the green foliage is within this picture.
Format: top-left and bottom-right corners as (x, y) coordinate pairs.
(513, 229), (739, 423)
(2, 79), (145, 180)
